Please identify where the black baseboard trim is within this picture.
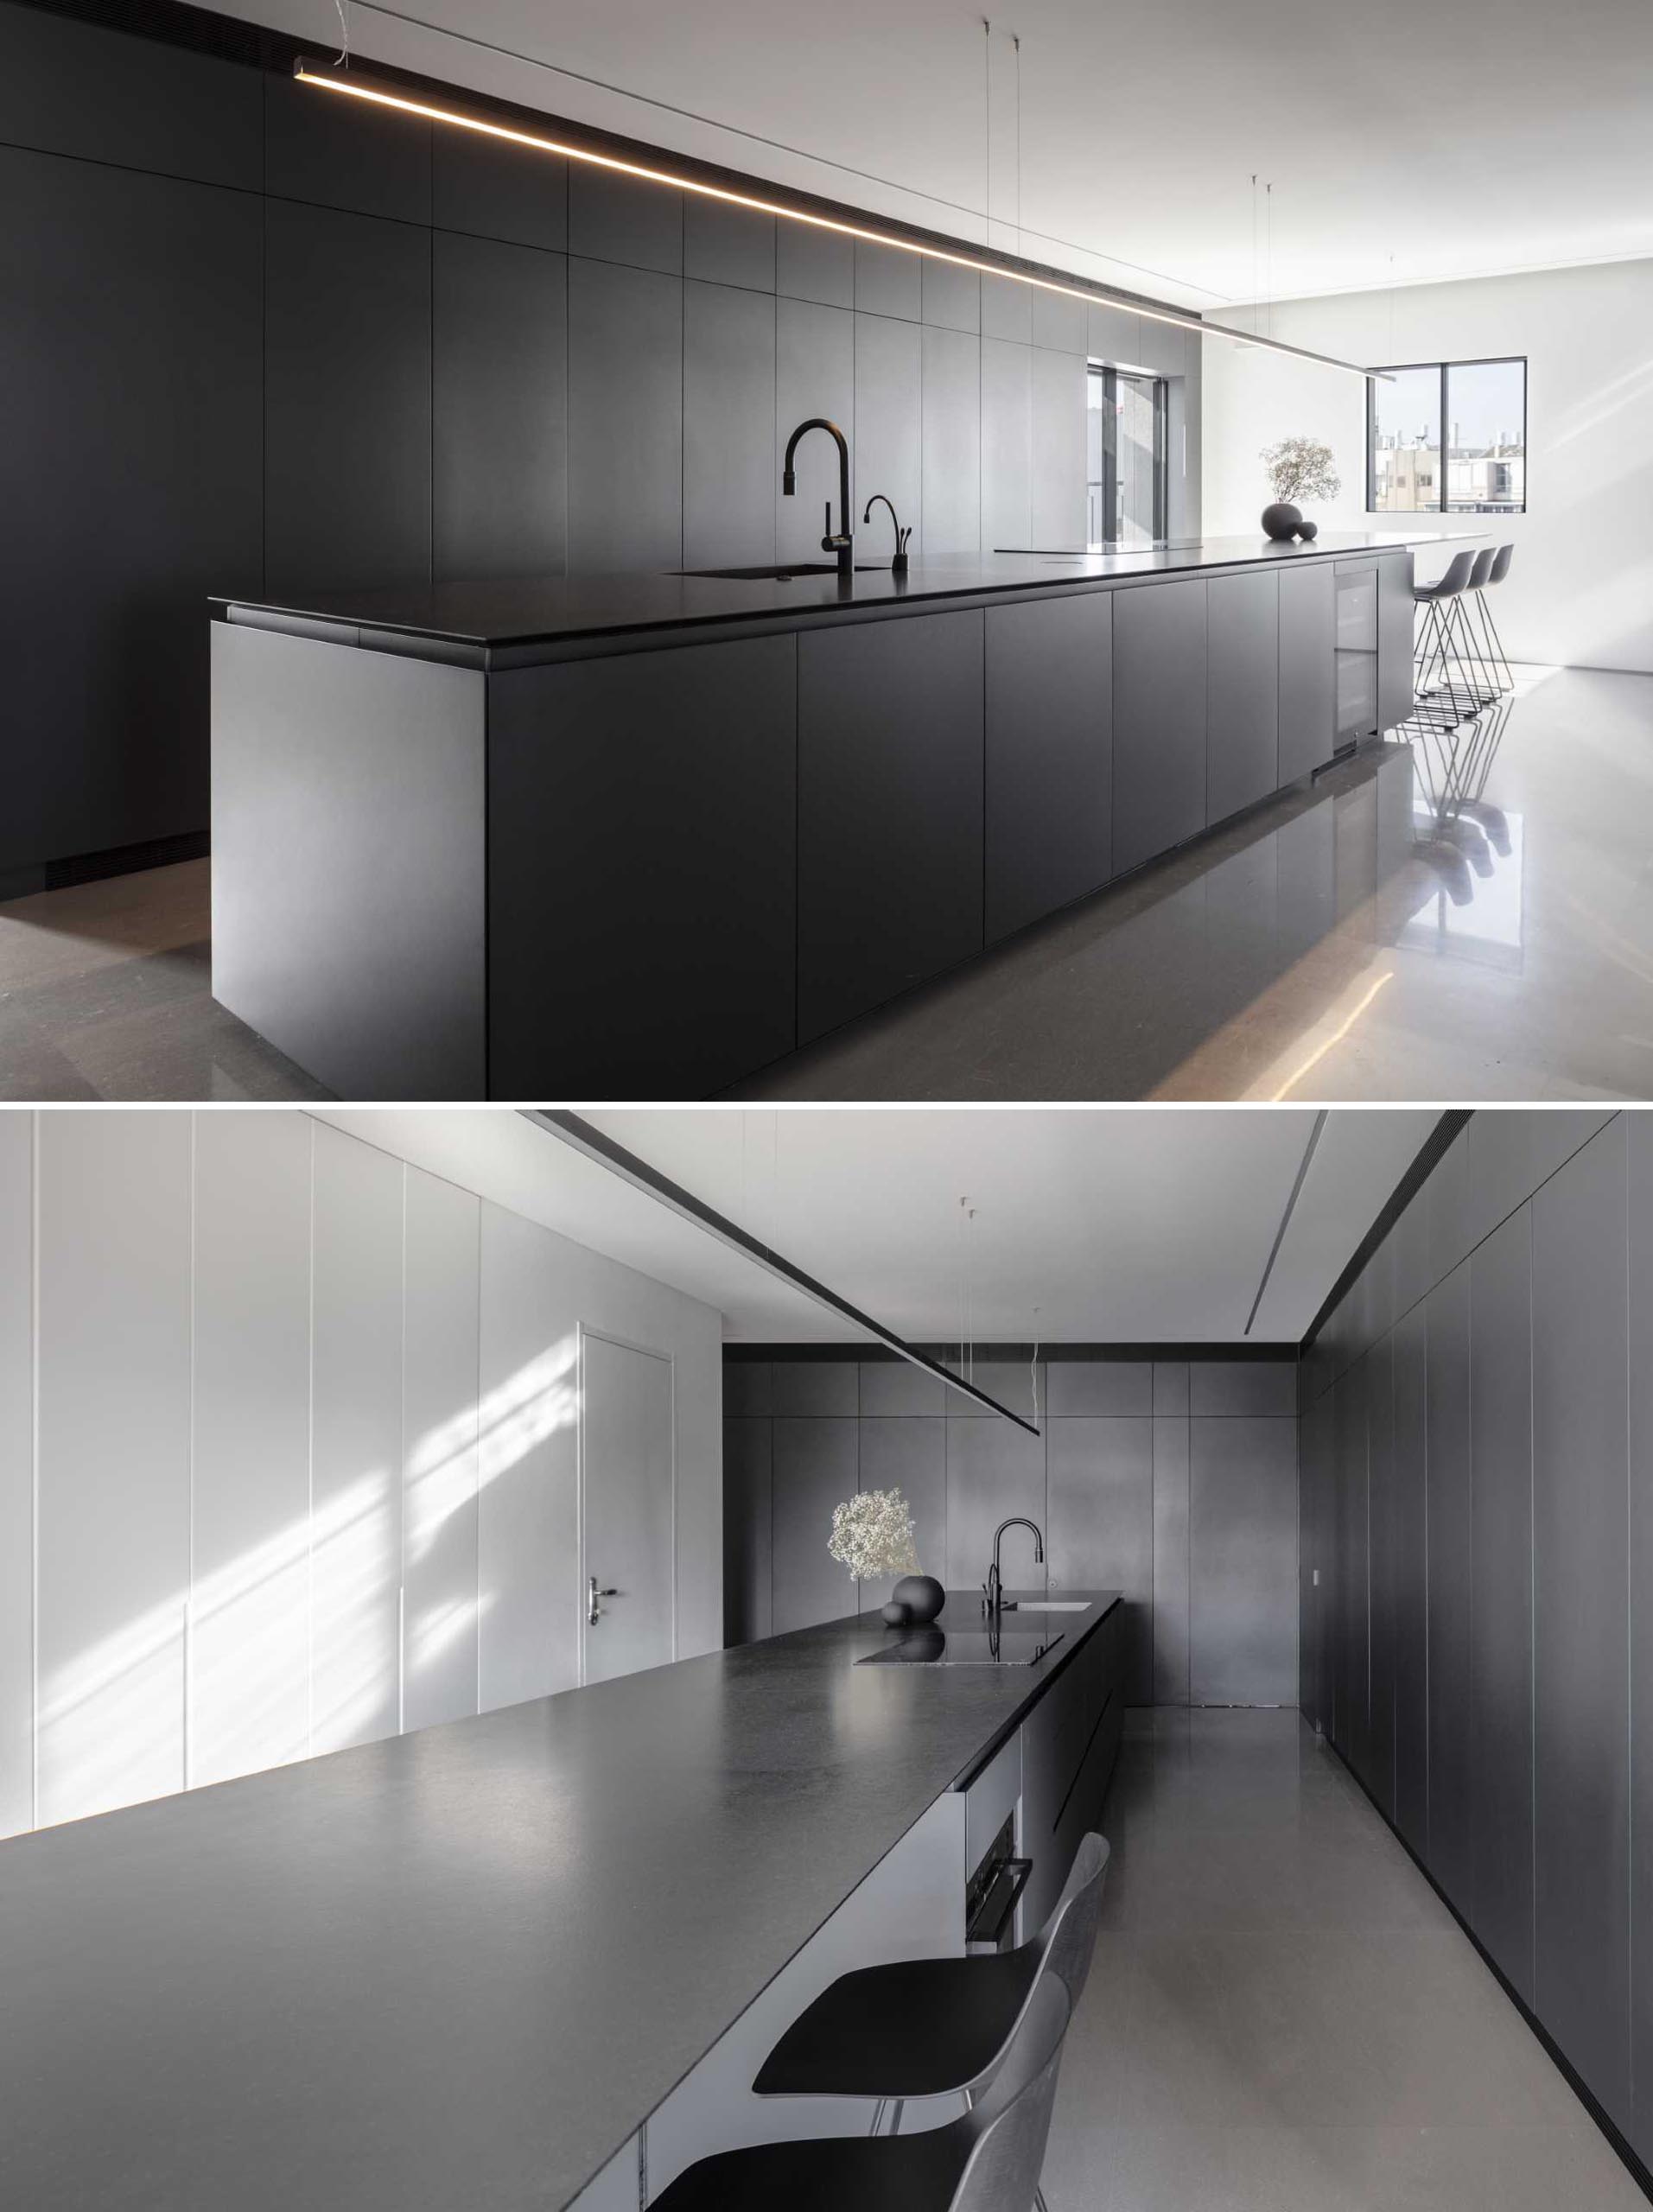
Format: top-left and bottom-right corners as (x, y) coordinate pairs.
(0, 827), (208, 903)
(724, 1341), (1298, 1363)
(1313, 1715), (1653, 2204)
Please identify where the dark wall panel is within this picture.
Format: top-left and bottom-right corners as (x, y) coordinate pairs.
(776, 296), (855, 568)
(1532, 1117), (1631, 2131)
(1030, 345), (1087, 550)
(771, 1418), (856, 1634)
(1334, 1357), (1370, 1780)
(264, 199), (432, 597)
(1390, 1298), (1429, 1858)
(1424, 1260), (1473, 1905)
(568, 166), (681, 274)
(433, 131), (567, 251)
(1469, 1203), (1534, 2003)
(1153, 1414), (1191, 1707)
(985, 590), (1112, 943)
(856, 1417), (946, 1612)
(0, 3), (261, 189)
(432, 232), (567, 583)
(920, 322), (981, 556)
(1047, 1418), (1154, 1702)
(0, 146), (263, 868)
(980, 336), (1032, 555)
(1190, 1417), (1298, 1707)
(566, 256), (683, 574)
(1364, 1330), (1396, 1819)
(1629, 1115), (1653, 2170)
(683, 199), (774, 292)
(683, 280), (776, 570)
(264, 72), (430, 224)
(722, 1419), (772, 1646)
(1298, 1391), (1332, 1732)
(854, 312), (922, 555)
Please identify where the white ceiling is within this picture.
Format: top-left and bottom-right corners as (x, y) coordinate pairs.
(316, 1108), (1439, 1345)
(232, 2), (1653, 303)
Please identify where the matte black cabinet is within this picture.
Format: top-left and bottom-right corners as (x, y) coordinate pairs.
(1424, 1260), (1474, 1906)
(1277, 563), (1336, 785)
(1364, 1332), (1396, 1819)
(1468, 1204), (1535, 2003)
(984, 592), (1112, 943)
(1376, 550), (1416, 732)
(798, 611), (986, 1041)
(1205, 570), (1279, 823)
(1333, 1358), (1369, 1778)
(1532, 1118), (1631, 2132)
(1390, 1298), (1429, 1859)
(487, 635), (798, 1096)
(1112, 578), (1208, 874)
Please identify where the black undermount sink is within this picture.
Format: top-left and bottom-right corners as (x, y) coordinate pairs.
(675, 562), (888, 581)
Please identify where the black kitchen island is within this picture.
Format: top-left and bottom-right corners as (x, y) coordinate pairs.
(0, 1592), (1122, 2212)
(210, 532), (1465, 1099)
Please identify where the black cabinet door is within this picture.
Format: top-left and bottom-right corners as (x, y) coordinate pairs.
(1205, 570), (1279, 824)
(1334, 1357), (1370, 1780)
(985, 592), (1112, 942)
(0, 147), (262, 871)
(264, 199), (432, 599)
(1365, 1331), (1396, 1819)
(1391, 1299), (1429, 1859)
(1111, 578), (1208, 874)
(798, 611), (985, 1041)
(1277, 563), (1336, 784)
(1425, 1260), (1474, 1905)
(1469, 1203), (1535, 2003)
(486, 635), (798, 1097)
(1533, 1118), (1631, 2132)
(1376, 550), (1416, 732)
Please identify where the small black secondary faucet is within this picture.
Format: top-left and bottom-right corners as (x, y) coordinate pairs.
(862, 493), (912, 575)
(985, 1516), (1045, 1618)
(782, 416), (854, 579)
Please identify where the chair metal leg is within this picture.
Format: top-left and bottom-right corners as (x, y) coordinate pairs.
(888, 2100), (904, 2136)
(1034, 2187), (1051, 2211)
(869, 2100), (887, 2138)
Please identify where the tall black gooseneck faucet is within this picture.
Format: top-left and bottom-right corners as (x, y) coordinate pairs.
(782, 417), (854, 579)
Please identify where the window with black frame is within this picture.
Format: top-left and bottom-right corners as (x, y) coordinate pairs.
(1368, 357), (1526, 515)
(1086, 364), (1167, 546)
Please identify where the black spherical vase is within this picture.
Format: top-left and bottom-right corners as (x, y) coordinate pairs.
(1297, 518), (1319, 542)
(892, 1573), (945, 1624)
(1262, 501), (1303, 541)
(881, 1599), (911, 1629)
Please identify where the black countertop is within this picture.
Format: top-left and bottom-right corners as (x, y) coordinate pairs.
(0, 1590), (1119, 2212)
(213, 531), (1475, 655)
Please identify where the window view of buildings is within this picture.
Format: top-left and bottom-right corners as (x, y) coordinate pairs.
(1370, 356), (1526, 512)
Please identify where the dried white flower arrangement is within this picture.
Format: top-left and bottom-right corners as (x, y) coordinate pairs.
(1261, 435), (1341, 506)
(827, 1486), (921, 1582)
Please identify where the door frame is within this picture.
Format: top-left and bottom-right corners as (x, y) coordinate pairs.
(576, 1322), (677, 1685)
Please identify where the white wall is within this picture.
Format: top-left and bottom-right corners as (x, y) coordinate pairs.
(1201, 256), (1653, 673)
(0, 1109), (722, 1840)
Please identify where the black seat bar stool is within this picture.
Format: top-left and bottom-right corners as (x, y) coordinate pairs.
(1411, 548), (1480, 725)
(647, 1970), (1075, 2212)
(1452, 545), (1502, 709)
(752, 1831), (1109, 2190)
(1473, 542), (1516, 692)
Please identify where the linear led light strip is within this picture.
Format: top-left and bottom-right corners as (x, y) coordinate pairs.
(293, 60), (1390, 384)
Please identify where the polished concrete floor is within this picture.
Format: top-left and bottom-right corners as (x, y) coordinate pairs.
(734, 665), (1653, 1102)
(0, 664), (1646, 1103)
(0, 864), (327, 1100)
(1043, 1708), (1644, 2210)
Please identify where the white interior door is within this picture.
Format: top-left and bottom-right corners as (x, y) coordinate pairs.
(581, 1331), (675, 1685)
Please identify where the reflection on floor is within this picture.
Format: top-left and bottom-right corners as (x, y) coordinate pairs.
(1046, 1708), (1643, 2211)
(0, 665), (1645, 1103)
(0, 864), (327, 1101)
(733, 665), (1653, 1102)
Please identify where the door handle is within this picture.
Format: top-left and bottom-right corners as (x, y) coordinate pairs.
(588, 1574), (619, 1624)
